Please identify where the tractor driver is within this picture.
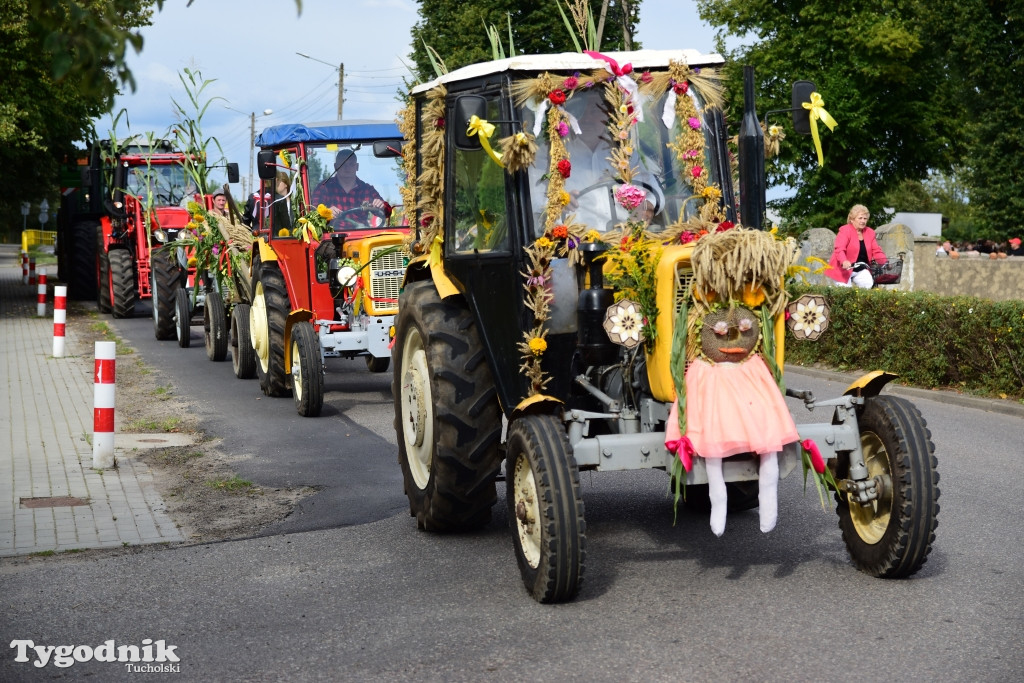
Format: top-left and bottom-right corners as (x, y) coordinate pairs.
(311, 149), (391, 227)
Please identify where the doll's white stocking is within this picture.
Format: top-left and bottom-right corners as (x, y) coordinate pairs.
(758, 451), (779, 533)
(707, 458), (727, 536)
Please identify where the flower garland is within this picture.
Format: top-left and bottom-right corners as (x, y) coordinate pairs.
(396, 101), (419, 231)
(408, 85), (447, 262)
(166, 201), (247, 304)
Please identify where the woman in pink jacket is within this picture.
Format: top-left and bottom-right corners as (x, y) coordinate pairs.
(825, 204), (888, 288)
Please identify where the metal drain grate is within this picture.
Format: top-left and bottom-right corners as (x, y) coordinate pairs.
(20, 496), (90, 508)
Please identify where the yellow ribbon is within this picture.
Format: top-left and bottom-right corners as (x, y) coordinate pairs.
(428, 234), (443, 267)
(466, 115), (504, 168)
(802, 92), (838, 167)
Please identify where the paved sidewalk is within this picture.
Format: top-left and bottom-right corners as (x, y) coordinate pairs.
(0, 244), (182, 557)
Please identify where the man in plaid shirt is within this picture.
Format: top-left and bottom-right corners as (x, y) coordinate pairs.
(311, 148), (391, 227)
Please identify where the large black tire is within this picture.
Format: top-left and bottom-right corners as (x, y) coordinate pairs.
(251, 261), (290, 397)
(152, 250), (183, 340)
(204, 292), (229, 361)
(175, 288), (191, 348)
(64, 221), (98, 300)
(836, 395), (940, 578)
(365, 355), (390, 373)
(290, 322), (324, 417)
(231, 303), (257, 379)
(506, 414), (586, 603)
(393, 280), (503, 531)
(96, 227), (110, 314)
(108, 248), (137, 319)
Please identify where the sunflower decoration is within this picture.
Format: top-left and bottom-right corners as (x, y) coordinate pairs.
(292, 203), (335, 243)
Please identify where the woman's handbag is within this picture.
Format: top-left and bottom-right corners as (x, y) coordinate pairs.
(870, 252), (904, 285)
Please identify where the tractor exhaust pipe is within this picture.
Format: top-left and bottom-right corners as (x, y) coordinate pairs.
(737, 65), (766, 230)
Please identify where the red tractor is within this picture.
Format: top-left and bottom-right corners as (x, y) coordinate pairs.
(83, 138), (237, 333)
(245, 121), (408, 416)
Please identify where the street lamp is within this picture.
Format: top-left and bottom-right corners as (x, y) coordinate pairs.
(296, 52), (344, 120)
(226, 106), (273, 194)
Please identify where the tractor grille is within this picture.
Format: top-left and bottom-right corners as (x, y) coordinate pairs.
(673, 262), (694, 320)
(368, 246), (404, 314)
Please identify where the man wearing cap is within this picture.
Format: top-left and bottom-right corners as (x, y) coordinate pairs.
(311, 149), (390, 227)
(1009, 237), (1024, 256)
(209, 190), (229, 219)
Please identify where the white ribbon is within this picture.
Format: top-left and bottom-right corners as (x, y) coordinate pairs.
(662, 90), (677, 129)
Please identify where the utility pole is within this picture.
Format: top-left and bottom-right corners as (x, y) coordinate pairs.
(337, 62), (344, 120)
(249, 112), (256, 192)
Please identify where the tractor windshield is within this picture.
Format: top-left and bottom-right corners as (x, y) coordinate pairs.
(124, 163), (192, 207)
(520, 85), (726, 239)
(304, 142), (405, 231)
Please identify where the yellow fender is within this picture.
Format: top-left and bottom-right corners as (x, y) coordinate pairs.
(844, 370), (899, 398)
(283, 309), (313, 374)
(256, 237), (278, 264)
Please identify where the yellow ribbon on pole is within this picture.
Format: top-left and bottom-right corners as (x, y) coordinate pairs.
(802, 92), (838, 167)
(466, 115), (504, 168)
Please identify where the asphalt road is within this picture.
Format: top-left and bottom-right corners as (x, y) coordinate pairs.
(1, 301), (1022, 682)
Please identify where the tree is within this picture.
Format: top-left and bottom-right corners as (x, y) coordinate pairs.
(698, 0), (967, 231)
(0, 0), (155, 231)
(410, 1), (642, 82)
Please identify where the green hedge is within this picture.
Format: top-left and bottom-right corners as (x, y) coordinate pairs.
(785, 285), (1024, 400)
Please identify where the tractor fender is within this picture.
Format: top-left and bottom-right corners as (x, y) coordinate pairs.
(511, 394), (565, 422)
(843, 370), (899, 398)
(99, 216), (114, 250)
(282, 309), (313, 374)
(256, 237), (278, 264)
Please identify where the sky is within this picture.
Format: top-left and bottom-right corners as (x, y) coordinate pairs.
(105, 0), (734, 196)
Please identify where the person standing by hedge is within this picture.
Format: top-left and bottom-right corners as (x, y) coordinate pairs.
(825, 204), (888, 288)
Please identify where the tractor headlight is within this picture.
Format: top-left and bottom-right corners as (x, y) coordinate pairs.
(336, 265), (358, 288)
(154, 229), (167, 243)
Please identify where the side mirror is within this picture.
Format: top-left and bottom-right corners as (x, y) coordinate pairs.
(257, 150), (276, 180)
(453, 95), (487, 150)
(226, 162), (240, 184)
(373, 140), (404, 157)
(791, 80), (817, 136)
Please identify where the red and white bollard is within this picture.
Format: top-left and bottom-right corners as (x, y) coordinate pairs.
(53, 285), (67, 358)
(21, 251), (28, 284)
(36, 267), (48, 317)
(28, 257), (36, 286)
(93, 341), (116, 469)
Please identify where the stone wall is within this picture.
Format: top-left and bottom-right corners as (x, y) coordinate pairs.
(795, 223), (1024, 302)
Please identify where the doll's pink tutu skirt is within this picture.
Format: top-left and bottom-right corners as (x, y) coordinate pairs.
(683, 355), (799, 459)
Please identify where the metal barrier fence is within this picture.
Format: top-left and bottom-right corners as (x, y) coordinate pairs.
(21, 229), (57, 252)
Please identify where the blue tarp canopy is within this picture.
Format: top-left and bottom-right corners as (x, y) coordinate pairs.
(255, 120), (401, 148)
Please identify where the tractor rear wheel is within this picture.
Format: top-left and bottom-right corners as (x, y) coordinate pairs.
(231, 303), (257, 379)
(175, 288), (191, 348)
(506, 414), (586, 603)
(204, 292), (229, 361)
(290, 321), (324, 417)
(65, 221), (98, 300)
(152, 250), (183, 340)
(108, 248), (137, 319)
(836, 395), (940, 578)
(393, 280), (502, 531)
(251, 261), (290, 397)
(95, 227), (110, 314)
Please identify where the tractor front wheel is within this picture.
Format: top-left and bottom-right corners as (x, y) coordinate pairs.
(108, 248), (137, 319)
(290, 321), (324, 417)
(506, 414), (586, 603)
(365, 355), (390, 373)
(152, 250), (183, 340)
(393, 280), (502, 531)
(231, 303), (257, 379)
(174, 288), (191, 348)
(836, 395), (940, 578)
(204, 293), (229, 361)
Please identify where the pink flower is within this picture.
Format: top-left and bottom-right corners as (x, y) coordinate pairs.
(640, 70), (653, 83)
(802, 439), (825, 474)
(557, 121), (569, 137)
(614, 183), (647, 211)
(691, 165), (703, 178)
(683, 149), (700, 159)
(679, 230), (696, 245)
(688, 117), (701, 130)
(563, 75), (579, 89)
(673, 81), (689, 95)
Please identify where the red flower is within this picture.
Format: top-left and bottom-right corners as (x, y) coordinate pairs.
(549, 90), (566, 105)
(679, 230), (696, 245)
(691, 165), (703, 178)
(715, 220), (734, 233)
(552, 224), (568, 239)
(420, 215), (433, 227)
(802, 439), (826, 473)
(557, 159), (571, 178)
(435, 117), (445, 129)
(640, 70), (653, 83)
